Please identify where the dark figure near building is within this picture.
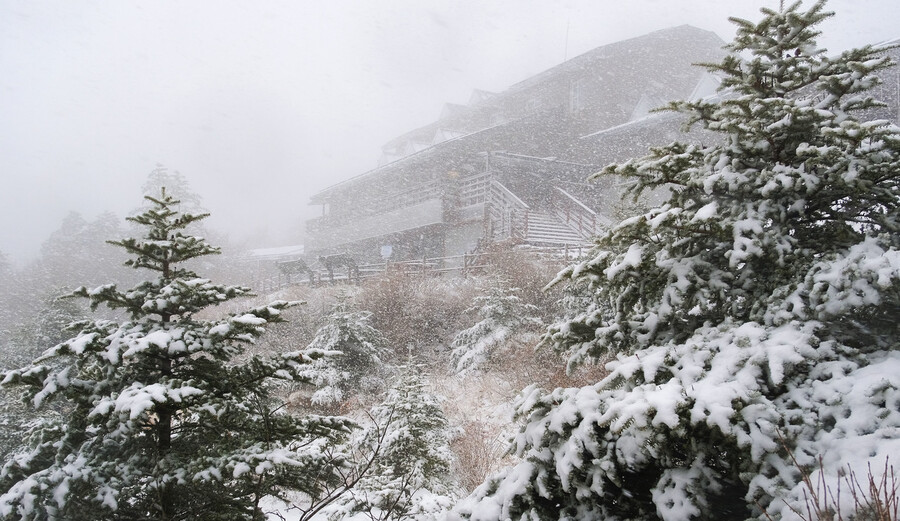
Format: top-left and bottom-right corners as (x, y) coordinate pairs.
(318, 253), (359, 283)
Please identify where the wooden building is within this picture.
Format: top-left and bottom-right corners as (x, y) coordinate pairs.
(305, 28), (900, 266)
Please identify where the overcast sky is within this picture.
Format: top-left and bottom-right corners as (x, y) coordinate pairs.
(1, 0), (898, 264)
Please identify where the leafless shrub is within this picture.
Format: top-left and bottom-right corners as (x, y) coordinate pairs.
(488, 337), (609, 392)
(452, 420), (508, 492)
(356, 272), (479, 356)
(760, 438), (898, 521)
(440, 336), (609, 494)
(787, 459), (899, 521)
(479, 243), (567, 321)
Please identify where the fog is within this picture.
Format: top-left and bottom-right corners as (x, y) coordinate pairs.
(2, 0), (898, 264)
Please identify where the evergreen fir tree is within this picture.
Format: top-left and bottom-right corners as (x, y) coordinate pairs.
(449, 280), (542, 376)
(301, 300), (389, 407)
(0, 190), (352, 520)
(136, 166), (220, 261)
(455, 2), (900, 520)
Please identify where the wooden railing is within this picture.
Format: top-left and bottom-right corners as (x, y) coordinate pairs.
(550, 187), (603, 239)
(487, 180), (530, 240)
(250, 245), (591, 291)
(370, 179), (442, 210)
(308, 179), (443, 233)
(458, 172), (491, 207)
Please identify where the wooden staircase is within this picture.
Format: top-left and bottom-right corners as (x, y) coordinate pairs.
(485, 180), (602, 247)
(524, 211), (591, 246)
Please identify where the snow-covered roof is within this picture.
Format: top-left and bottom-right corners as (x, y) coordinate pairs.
(468, 89), (497, 105)
(376, 25), (724, 155)
(507, 25), (718, 93)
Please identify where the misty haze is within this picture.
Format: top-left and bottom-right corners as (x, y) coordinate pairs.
(1, 1), (900, 520)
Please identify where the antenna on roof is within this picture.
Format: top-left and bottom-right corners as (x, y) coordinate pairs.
(564, 20), (570, 62)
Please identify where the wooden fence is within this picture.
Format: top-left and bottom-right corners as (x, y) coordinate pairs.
(252, 244), (591, 293)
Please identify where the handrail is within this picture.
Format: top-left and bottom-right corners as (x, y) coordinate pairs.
(490, 180), (530, 210)
(554, 187), (596, 215)
(550, 186), (601, 239)
(487, 180), (530, 240)
(458, 172), (492, 206)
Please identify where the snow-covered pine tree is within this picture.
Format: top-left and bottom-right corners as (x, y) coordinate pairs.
(325, 366), (458, 521)
(449, 280), (542, 375)
(136, 166), (220, 263)
(454, 2), (900, 520)
(301, 300), (389, 407)
(0, 190), (352, 521)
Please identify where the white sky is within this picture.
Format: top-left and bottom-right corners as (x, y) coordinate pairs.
(1, 0), (898, 263)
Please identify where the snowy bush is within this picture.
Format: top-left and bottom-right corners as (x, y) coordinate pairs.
(300, 300), (390, 408)
(454, 2), (900, 520)
(449, 281), (542, 376)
